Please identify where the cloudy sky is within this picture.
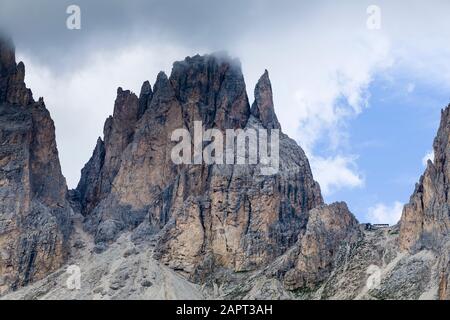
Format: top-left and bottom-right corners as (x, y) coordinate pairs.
(2, 0), (450, 224)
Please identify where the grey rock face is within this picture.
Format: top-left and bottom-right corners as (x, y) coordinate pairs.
(77, 88), (141, 216)
(76, 138), (105, 214)
(0, 36), (72, 294)
(399, 105), (450, 299)
(138, 80), (152, 119)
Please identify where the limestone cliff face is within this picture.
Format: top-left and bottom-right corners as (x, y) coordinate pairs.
(77, 54), (324, 280)
(0, 37), (72, 294)
(400, 105), (450, 252)
(77, 88), (140, 216)
(282, 202), (360, 290)
(399, 105), (450, 299)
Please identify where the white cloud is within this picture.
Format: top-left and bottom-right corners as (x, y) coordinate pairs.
(311, 155), (364, 196)
(232, 5), (392, 195)
(367, 201), (404, 225)
(422, 150), (434, 167)
(236, 17), (392, 154)
(232, 1), (450, 196)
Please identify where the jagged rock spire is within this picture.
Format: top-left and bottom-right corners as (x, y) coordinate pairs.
(138, 80), (152, 118)
(152, 71), (174, 102)
(76, 87), (140, 213)
(0, 35), (33, 105)
(251, 70), (281, 130)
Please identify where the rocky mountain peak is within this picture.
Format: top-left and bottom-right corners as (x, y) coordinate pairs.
(0, 36), (33, 106)
(251, 70), (281, 130)
(434, 105), (450, 177)
(151, 71), (174, 102)
(139, 80), (152, 96)
(169, 53), (250, 130)
(138, 80), (152, 118)
(73, 52), (324, 281)
(113, 87), (139, 120)
(0, 37), (72, 294)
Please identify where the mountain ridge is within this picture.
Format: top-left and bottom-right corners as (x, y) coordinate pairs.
(0, 36), (448, 299)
